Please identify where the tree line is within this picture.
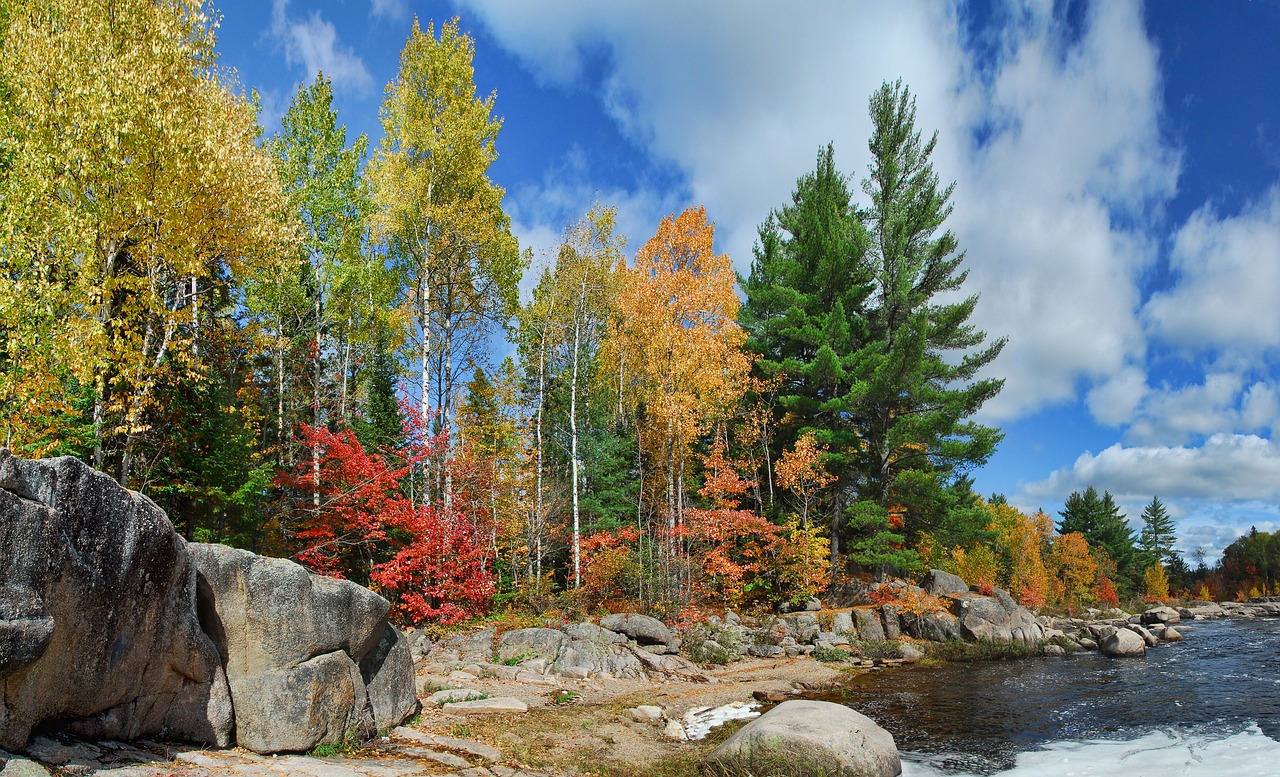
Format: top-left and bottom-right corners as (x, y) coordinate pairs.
(0, 0), (1188, 621)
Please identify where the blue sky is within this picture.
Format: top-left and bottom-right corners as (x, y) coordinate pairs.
(213, 0), (1280, 563)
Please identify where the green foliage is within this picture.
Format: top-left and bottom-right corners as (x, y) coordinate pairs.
(1058, 487), (1139, 590)
(845, 500), (919, 576)
(740, 81), (1005, 580)
(923, 638), (1040, 663)
(811, 646), (852, 663)
(1137, 495), (1180, 570)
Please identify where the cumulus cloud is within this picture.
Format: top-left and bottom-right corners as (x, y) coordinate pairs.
(1024, 433), (1280, 505)
(270, 0), (374, 96)
(1019, 434), (1280, 558)
(1143, 187), (1280, 359)
(457, 0), (1181, 424)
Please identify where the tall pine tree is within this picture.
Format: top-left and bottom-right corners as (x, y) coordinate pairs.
(1137, 495), (1179, 569)
(741, 81), (1006, 580)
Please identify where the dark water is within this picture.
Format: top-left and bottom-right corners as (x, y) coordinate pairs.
(833, 618), (1280, 774)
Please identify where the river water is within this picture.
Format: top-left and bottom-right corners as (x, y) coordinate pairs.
(832, 618), (1280, 776)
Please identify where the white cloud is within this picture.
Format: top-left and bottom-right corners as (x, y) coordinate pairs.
(270, 0), (374, 96)
(1086, 365), (1149, 426)
(458, 0), (1181, 424)
(1144, 187), (1280, 359)
(370, 0), (407, 22)
(1019, 433), (1280, 558)
(1024, 433), (1280, 505)
(504, 146), (688, 302)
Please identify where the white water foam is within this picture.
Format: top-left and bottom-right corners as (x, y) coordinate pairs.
(902, 725), (1280, 777)
(681, 701), (761, 740)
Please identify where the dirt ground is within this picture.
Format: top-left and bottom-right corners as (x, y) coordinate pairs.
(410, 656), (858, 776)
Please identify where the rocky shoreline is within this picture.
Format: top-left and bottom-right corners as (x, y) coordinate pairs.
(5, 451), (1280, 777)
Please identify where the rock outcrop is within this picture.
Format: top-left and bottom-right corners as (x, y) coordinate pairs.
(0, 452), (231, 751)
(190, 543), (418, 753)
(706, 699), (901, 777)
(0, 452), (416, 755)
(950, 588), (1044, 645)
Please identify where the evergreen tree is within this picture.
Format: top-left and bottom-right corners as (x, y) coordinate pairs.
(1058, 486), (1139, 588)
(1137, 495), (1180, 569)
(855, 80), (1005, 513)
(740, 143), (871, 567)
(1057, 486), (1105, 537)
(740, 81), (1006, 581)
(354, 333), (401, 453)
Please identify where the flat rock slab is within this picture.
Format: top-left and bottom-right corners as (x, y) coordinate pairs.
(390, 726), (501, 761)
(442, 697), (529, 714)
(425, 688), (486, 705)
(1, 759), (52, 777)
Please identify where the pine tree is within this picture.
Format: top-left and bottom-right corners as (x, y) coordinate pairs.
(741, 82), (1006, 581)
(1137, 495), (1179, 569)
(1058, 487), (1139, 590)
(740, 143), (871, 572)
(855, 80), (1005, 513)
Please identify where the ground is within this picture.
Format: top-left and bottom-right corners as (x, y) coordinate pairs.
(5, 656), (855, 777)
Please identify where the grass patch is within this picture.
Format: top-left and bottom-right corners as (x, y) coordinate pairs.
(550, 688), (581, 705)
(923, 638), (1040, 663)
(811, 646), (852, 663)
(307, 730), (363, 758)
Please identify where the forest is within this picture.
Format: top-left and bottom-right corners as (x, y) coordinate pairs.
(0, 0), (1222, 624)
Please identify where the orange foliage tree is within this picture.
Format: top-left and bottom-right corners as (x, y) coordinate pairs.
(602, 206), (751, 595)
(1048, 532), (1099, 613)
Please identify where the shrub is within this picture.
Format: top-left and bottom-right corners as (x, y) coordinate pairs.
(812, 646), (852, 663)
(686, 622), (745, 665)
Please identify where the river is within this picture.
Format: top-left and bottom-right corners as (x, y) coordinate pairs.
(832, 618), (1280, 776)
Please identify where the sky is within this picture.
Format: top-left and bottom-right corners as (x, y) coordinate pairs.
(211, 0), (1280, 563)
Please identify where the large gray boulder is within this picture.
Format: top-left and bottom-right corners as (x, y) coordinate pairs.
(0, 452), (232, 751)
(1141, 606), (1181, 625)
(358, 623), (418, 730)
(949, 589), (1044, 645)
(900, 609), (961, 642)
(189, 543), (415, 753)
(1100, 627), (1146, 658)
(920, 569), (970, 597)
(706, 699), (900, 777)
(854, 609), (886, 642)
(599, 613), (674, 646)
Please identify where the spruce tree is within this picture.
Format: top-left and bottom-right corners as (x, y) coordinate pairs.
(741, 81), (1006, 580)
(740, 143), (871, 569)
(1137, 495), (1179, 569)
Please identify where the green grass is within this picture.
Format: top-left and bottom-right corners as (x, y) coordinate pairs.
(811, 646), (852, 663)
(922, 638), (1041, 663)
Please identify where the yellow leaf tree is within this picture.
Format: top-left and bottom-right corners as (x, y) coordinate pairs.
(0, 0), (293, 481)
(369, 17), (521, 505)
(603, 206), (751, 584)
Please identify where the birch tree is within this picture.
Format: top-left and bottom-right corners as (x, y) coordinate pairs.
(369, 17), (520, 504)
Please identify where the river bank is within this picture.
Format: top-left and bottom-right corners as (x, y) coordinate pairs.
(11, 599), (1270, 777)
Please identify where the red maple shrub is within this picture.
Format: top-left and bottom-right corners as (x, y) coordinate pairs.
(280, 408), (494, 625)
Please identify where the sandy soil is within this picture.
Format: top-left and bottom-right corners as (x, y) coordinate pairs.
(409, 656), (858, 776)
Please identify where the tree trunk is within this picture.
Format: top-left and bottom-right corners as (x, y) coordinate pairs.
(570, 315), (582, 589)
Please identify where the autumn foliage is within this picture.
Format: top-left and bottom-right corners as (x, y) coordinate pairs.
(281, 412), (494, 624)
